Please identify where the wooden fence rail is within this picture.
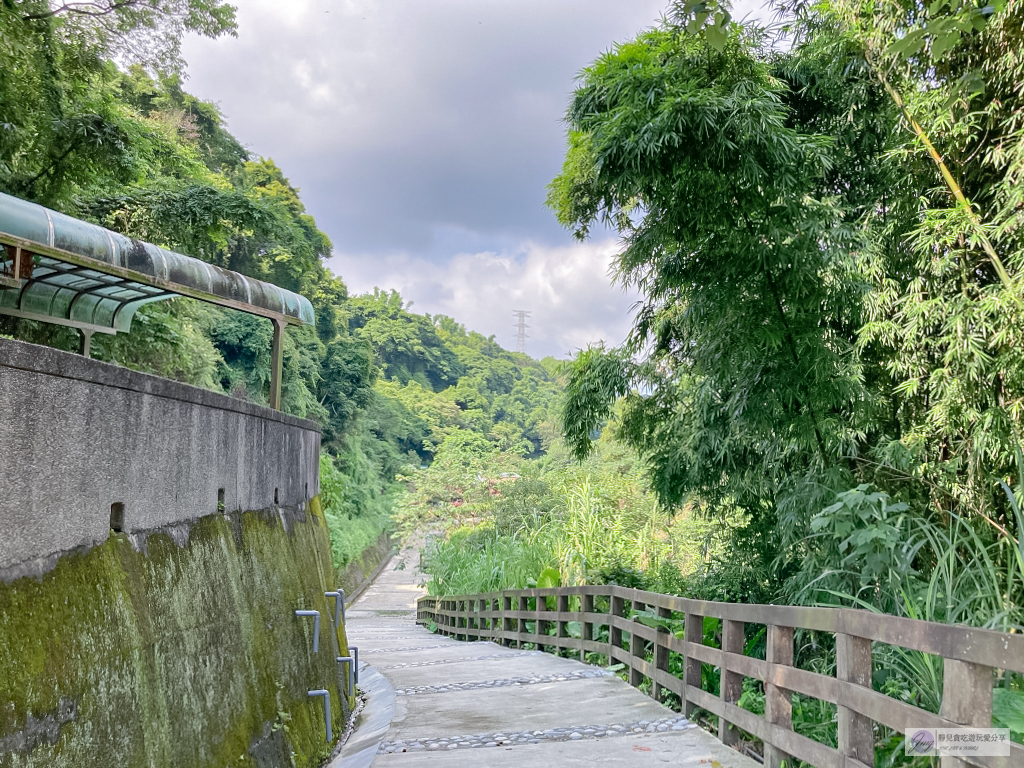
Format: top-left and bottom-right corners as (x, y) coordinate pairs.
(416, 585), (1024, 768)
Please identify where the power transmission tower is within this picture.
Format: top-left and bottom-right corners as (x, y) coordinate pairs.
(512, 310), (531, 354)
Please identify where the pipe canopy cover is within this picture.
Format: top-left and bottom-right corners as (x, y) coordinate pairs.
(0, 191), (315, 332)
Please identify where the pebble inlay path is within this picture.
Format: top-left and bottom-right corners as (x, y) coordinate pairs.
(378, 715), (697, 752)
(341, 543), (761, 767)
(393, 667), (614, 695)
(378, 651), (541, 670)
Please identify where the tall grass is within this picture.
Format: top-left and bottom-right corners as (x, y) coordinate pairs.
(423, 476), (685, 594)
(555, 479), (672, 586)
(424, 525), (554, 595)
(790, 470), (1024, 760)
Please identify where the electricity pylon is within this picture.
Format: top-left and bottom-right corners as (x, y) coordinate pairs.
(512, 310), (531, 354)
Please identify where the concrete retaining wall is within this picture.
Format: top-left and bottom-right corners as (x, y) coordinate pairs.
(0, 337), (320, 576)
(0, 338), (349, 767)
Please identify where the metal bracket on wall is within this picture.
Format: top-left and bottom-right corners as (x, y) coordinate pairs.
(337, 656), (354, 697)
(351, 647), (359, 684)
(307, 689), (332, 742)
(325, 590), (345, 628)
(295, 610), (321, 653)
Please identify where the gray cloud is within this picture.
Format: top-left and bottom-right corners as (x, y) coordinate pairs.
(331, 239), (642, 359)
(181, 0), (767, 356)
(182, 0), (667, 256)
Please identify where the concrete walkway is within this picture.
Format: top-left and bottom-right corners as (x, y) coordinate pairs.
(345, 543), (759, 767)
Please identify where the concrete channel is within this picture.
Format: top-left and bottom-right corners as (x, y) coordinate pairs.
(336, 544), (760, 767)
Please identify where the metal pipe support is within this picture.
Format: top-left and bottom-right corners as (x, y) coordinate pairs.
(337, 656), (354, 697)
(325, 590), (345, 628)
(295, 610), (321, 653)
(307, 689), (332, 742)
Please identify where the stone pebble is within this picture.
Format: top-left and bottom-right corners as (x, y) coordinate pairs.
(378, 716), (696, 753)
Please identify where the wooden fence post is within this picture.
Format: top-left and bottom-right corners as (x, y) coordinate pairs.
(557, 594), (570, 657)
(940, 659), (994, 768)
(683, 612), (703, 717)
(764, 624), (794, 768)
(837, 633), (874, 765)
(518, 595), (529, 649)
(653, 605), (672, 703)
(502, 594), (514, 647)
(719, 619), (745, 746)
(610, 593), (625, 663)
(536, 592), (549, 652)
(630, 599), (644, 688)
(581, 593), (594, 662)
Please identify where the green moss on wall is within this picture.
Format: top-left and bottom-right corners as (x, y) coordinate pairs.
(0, 500), (352, 768)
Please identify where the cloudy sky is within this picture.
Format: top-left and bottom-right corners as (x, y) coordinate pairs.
(181, 0), (765, 358)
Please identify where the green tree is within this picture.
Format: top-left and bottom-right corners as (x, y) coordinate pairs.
(0, 1), (236, 207)
(550, 22), (864, 528)
(347, 290), (465, 390)
(551, 0), (1024, 622)
(9, 0), (236, 74)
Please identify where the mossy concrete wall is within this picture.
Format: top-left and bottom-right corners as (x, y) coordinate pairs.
(0, 499), (352, 767)
(0, 338), (349, 766)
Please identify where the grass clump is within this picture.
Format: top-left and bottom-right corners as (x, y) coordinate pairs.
(423, 524), (553, 595)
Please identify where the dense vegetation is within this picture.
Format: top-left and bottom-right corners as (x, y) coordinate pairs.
(546, 0), (1024, 625)
(0, 0), (562, 573)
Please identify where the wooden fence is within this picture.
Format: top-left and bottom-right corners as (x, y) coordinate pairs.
(416, 585), (1023, 768)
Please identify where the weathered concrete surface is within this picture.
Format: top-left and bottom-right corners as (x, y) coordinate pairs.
(390, 677), (676, 739)
(0, 338), (320, 575)
(339, 665), (395, 768)
(342, 545), (760, 768)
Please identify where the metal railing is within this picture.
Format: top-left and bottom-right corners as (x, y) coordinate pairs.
(416, 586), (1023, 768)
